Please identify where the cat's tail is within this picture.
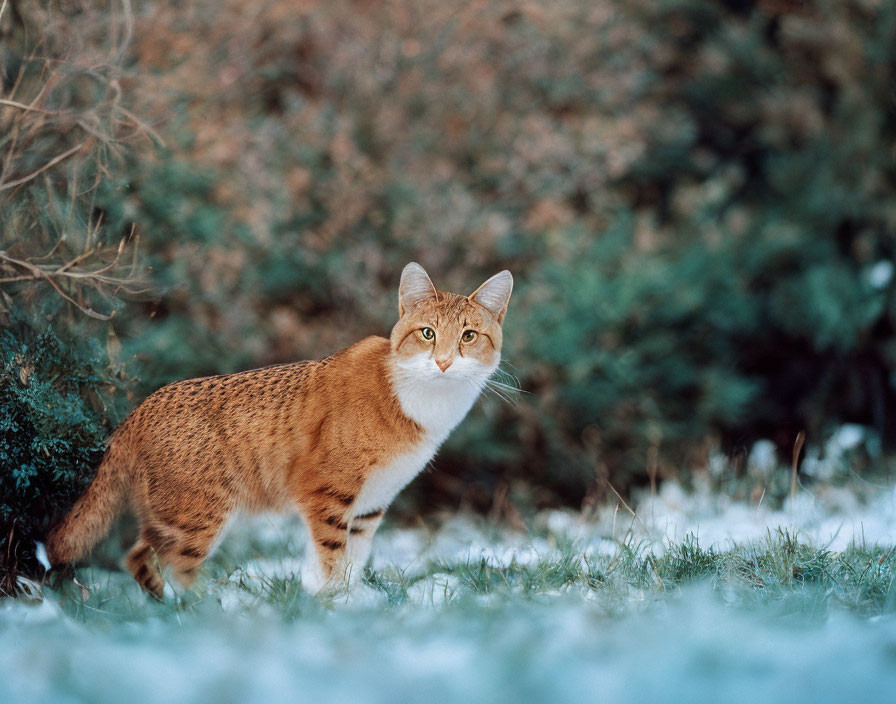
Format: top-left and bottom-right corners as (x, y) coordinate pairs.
(46, 442), (131, 566)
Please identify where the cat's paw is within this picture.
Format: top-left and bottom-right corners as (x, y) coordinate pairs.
(300, 560), (330, 595)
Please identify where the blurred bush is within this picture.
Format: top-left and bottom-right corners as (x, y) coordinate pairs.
(3, 0), (896, 529)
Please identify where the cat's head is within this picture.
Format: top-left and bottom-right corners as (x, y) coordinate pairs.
(389, 262), (512, 383)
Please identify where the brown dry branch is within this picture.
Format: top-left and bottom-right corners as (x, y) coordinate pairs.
(0, 2), (158, 321)
(0, 98), (52, 115)
(0, 141), (87, 192)
(0, 231), (147, 320)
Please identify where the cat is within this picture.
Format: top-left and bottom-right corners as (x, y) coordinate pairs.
(46, 262), (512, 598)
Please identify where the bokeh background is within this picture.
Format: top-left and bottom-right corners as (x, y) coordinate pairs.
(2, 0), (896, 584)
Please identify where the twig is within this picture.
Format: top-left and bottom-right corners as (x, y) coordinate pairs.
(0, 249), (143, 289)
(116, 0), (135, 64)
(31, 262), (112, 319)
(0, 245), (148, 318)
(607, 481), (650, 535)
(0, 141), (87, 192)
(56, 248), (98, 274)
(790, 431), (805, 502)
(116, 105), (166, 147)
(0, 98), (52, 115)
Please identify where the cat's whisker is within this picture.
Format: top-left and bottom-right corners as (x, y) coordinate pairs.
(490, 363), (526, 397)
(498, 360), (522, 382)
(481, 381), (515, 404)
(488, 380), (524, 393)
(487, 390), (514, 404)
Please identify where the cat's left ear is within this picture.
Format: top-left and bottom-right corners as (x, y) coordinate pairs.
(399, 262), (438, 316)
(469, 270), (513, 324)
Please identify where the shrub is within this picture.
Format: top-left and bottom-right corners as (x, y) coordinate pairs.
(0, 1), (144, 592)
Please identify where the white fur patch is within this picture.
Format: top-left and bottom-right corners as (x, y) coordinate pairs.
(352, 440), (441, 516)
(390, 353), (494, 440)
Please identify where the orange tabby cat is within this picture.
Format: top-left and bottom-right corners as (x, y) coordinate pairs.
(46, 263), (512, 597)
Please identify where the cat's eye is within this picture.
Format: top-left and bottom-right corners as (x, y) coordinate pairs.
(461, 330), (477, 343)
(421, 327), (435, 341)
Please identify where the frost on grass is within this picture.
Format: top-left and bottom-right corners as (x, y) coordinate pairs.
(634, 479), (896, 552)
(2, 482), (896, 703)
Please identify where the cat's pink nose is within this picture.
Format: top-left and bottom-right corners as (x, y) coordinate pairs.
(436, 358), (453, 372)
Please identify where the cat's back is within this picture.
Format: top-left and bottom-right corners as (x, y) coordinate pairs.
(118, 336), (407, 444)
(124, 360), (318, 429)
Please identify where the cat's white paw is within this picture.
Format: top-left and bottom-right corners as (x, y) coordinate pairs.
(300, 559), (329, 595)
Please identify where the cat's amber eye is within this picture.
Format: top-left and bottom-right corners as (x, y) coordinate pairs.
(421, 327), (435, 341)
(461, 330), (477, 343)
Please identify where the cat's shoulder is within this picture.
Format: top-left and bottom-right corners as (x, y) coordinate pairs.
(322, 335), (390, 364)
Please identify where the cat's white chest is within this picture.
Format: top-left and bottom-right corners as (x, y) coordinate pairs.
(351, 382), (479, 516)
(352, 441), (439, 516)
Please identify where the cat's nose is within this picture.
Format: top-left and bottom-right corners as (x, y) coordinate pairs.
(435, 358), (453, 373)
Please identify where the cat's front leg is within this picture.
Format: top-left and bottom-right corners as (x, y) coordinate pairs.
(343, 508), (385, 585)
(300, 506), (385, 594)
(301, 512), (349, 594)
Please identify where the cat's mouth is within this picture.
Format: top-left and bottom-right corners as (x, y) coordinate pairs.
(394, 354), (495, 385)
(425, 363), (496, 388)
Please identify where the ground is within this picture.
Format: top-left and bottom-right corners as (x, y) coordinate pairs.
(2, 480), (896, 703)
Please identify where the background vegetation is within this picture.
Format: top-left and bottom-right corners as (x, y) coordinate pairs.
(2, 0), (896, 586)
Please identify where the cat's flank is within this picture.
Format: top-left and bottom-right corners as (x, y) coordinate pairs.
(46, 263), (512, 598)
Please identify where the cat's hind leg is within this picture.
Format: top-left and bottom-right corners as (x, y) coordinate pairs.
(158, 516), (228, 589)
(125, 533), (165, 599)
(127, 515), (227, 596)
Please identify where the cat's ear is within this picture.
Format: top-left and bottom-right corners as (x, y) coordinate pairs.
(469, 270), (513, 323)
(399, 262), (438, 316)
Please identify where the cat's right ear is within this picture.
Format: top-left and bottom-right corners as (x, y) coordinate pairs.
(398, 262), (438, 316)
(469, 270), (513, 323)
